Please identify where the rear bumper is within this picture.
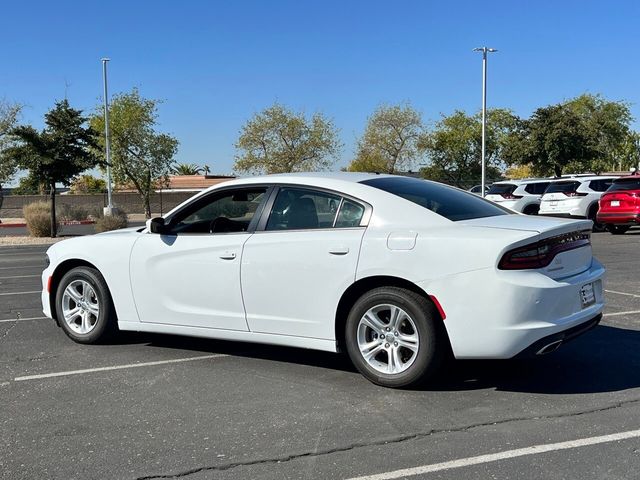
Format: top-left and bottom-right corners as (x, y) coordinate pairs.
(418, 257), (606, 359)
(513, 313), (601, 358)
(539, 212), (585, 219)
(596, 212), (640, 225)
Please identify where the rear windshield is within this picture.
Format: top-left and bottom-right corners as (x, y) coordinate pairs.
(607, 178), (640, 191)
(545, 181), (580, 194)
(487, 184), (517, 195)
(524, 182), (551, 195)
(361, 177), (511, 221)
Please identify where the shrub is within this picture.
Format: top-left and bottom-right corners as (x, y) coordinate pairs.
(95, 213), (128, 233)
(23, 201), (60, 237)
(57, 203), (89, 221)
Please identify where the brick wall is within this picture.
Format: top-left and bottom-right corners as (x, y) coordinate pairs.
(0, 191), (198, 218)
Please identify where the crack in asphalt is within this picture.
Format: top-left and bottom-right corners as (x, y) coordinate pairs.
(0, 322), (16, 341)
(136, 397), (640, 479)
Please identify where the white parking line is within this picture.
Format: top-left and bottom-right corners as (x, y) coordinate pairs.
(0, 274), (40, 279)
(603, 310), (640, 317)
(14, 354), (228, 381)
(0, 316), (48, 323)
(0, 290), (40, 296)
(605, 289), (640, 299)
(346, 429), (640, 480)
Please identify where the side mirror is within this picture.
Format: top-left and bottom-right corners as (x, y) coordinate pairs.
(147, 217), (167, 234)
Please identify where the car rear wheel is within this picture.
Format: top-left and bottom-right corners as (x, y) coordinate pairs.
(606, 224), (631, 235)
(55, 266), (117, 344)
(345, 287), (446, 388)
(523, 205), (539, 215)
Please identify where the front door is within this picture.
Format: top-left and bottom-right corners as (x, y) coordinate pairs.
(130, 186), (268, 330)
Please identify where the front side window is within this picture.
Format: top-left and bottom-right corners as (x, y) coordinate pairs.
(266, 188), (341, 231)
(168, 188), (267, 234)
(362, 176), (511, 221)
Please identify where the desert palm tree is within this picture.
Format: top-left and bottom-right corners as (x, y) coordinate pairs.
(172, 163), (203, 175)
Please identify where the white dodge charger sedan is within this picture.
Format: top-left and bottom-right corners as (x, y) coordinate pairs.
(41, 173), (605, 388)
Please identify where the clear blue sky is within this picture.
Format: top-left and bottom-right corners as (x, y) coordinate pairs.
(1, 0), (638, 178)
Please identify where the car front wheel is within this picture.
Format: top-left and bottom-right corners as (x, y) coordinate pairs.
(345, 287), (447, 388)
(55, 266), (117, 344)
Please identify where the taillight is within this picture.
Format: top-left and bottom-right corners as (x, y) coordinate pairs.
(563, 191), (587, 197)
(498, 230), (591, 270)
(501, 193), (523, 199)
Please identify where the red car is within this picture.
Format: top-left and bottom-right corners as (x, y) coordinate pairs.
(597, 176), (640, 234)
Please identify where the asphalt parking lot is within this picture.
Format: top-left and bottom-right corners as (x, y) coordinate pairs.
(1, 231), (639, 480)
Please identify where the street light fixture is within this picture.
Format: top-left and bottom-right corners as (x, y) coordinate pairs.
(101, 57), (115, 215)
(472, 47), (498, 197)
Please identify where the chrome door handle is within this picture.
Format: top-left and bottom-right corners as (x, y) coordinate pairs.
(219, 252), (236, 260)
(329, 247), (349, 255)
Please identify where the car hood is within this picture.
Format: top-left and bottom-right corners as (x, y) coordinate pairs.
(95, 226), (145, 236)
(459, 214), (592, 236)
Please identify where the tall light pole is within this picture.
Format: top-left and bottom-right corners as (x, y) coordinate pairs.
(101, 57), (114, 215)
(473, 47), (497, 197)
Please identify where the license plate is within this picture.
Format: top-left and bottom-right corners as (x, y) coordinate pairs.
(550, 201), (558, 207)
(611, 200), (620, 207)
(580, 283), (595, 308)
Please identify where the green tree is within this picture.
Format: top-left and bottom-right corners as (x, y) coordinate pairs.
(503, 94), (634, 177)
(12, 173), (45, 195)
(418, 109), (519, 187)
(347, 104), (424, 174)
(90, 88), (179, 218)
(69, 174), (107, 194)
(172, 163), (203, 175)
(0, 99), (22, 213)
(234, 104), (341, 174)
(7, 100), (97, 236)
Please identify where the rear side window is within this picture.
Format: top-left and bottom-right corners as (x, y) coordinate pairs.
(589, 179), (615, 192)
(266, 188), (341, 230)
(608, 178), (640, 191)
(545, 181), (580, 194)
(361, 177), (511, 221)
(524, 182), (550, 195)
(488, 184), (516, 195)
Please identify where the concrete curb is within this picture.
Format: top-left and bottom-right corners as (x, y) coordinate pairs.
(0, 220), (96, 228)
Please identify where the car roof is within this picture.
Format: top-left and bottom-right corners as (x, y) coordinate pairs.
(493, 178), (556, 185)
(559, 176), (619, 182)
(199, 171), (398, 194)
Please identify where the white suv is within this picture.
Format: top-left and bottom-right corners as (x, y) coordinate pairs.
(539, 176), (618, 228)
(485, 179), (555, 214)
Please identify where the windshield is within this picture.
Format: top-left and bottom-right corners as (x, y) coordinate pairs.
(545, 181), (580, 194)
(607, 178), (640, 192)
(361, 176), (511, 221)
(487, 184), (517, 195)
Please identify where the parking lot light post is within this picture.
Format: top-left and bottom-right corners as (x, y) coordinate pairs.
(473, 47), (497, 197)
(101, 57), (115, 216)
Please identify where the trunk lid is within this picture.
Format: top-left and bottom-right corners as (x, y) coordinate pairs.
(600, 191), (640, 212)
(460, 214), (593, 279)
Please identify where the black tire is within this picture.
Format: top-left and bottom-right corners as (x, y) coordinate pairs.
(588, 205), (606, 232)
(606, 224), (631, 235)
(344, 287), (447, 388)
(55, 266), (117, 344)
(523, 205), (539, 215)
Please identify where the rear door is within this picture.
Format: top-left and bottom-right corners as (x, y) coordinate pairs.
(241, 186), (369, 339)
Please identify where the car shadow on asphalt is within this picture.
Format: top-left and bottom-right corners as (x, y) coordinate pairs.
(430, 325), (640, 395)
(122, 324), (640, 395)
